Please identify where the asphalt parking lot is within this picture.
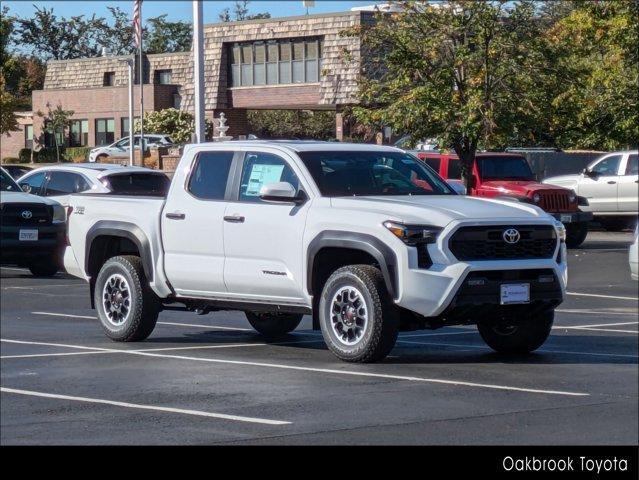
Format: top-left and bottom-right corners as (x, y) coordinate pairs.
(1, 231), (637, 445)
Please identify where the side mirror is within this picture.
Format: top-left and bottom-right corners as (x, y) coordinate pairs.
(583, 168), (597, 178)
(447, 180), (467, 195)
(259, 182), (305, 204)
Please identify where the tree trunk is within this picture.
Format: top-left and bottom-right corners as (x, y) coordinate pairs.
(55, 134), (60, 163)
(453, 138), (477, 192)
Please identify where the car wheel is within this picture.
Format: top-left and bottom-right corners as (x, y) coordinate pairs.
(95, 154), (108, 163)
(599, 218), (629, 232)
(28, 262), (58, 277)
(477, 310), (554, 354)
(245, 312), (303, 335)
(319, 265), (399, 363)
(94, 255), (160, 342)
(565, 222), (588, 248)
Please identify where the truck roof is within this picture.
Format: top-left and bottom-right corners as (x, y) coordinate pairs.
(184, 140), (403, 154)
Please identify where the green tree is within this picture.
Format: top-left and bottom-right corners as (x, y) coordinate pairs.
(146, 15), (192, 54)
(247, 110), (335, 140)
(0, 76), (20, 135)
(37, 103), (74, 162)
(134, 108), (215, 143)
(97, 6), (136, 56)
(219, 1), (271, 22)
(349, 0), (543, 188)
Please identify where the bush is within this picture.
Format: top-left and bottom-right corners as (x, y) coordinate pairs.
(18, 148), (34, 163)
(247, 110), (335, 140)
(2, 157), (20, 164)
(65, 146), (91, 162)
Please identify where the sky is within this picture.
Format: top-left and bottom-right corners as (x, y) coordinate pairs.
(4, 1), (383, 24)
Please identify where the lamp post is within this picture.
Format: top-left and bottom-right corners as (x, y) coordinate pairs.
(118, 57), (135, 167)
(193, 0), (205, 143)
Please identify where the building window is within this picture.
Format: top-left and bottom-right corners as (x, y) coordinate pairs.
(230, 37), (322, 87)
(173, 94), (181, 109)
(95, 118), (115, 146)
(43, 121), (64, 147)
(103, 71), (116, 87)
(69, 120), (89, 147)
(121, 117), (130, 137)
(25, 125), (33, 149)
(156, 70), (172, 85)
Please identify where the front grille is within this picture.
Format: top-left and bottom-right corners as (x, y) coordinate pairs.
(0, 203), (51, 226)
(538, 191), (572, 212)
(449, 225), (557, 260)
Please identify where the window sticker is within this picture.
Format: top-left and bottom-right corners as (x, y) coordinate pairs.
(245, 163), (285, 196)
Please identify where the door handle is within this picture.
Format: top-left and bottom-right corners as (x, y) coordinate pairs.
(607, 181), (617, 184)
(224, 214), (245, 223)
(165, 212), (185, 220)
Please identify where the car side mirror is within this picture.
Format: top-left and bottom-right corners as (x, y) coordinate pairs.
(583, 168), (597, 178)
(447, 180), (467, 195)
(260, 182), (305, 204)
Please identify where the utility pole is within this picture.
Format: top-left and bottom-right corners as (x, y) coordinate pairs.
(193, 0), (205, 143)
(118, 57), (135, 166)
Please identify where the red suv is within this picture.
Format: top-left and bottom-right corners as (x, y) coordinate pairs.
(415, 152), (593, 247)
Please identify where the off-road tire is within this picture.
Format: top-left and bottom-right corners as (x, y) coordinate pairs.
(477, 310), (554, 354)
(245, 312), (303, 335)
(28, 262), (58, 277)
(565, 222), (588, 248)
(94, 255), (160, 342)
(319, 265), (399, 363)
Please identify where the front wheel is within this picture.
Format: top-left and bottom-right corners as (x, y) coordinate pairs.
(245, 312), (303, 335)
(565, 222), (588, 248)
(29, 261), (58, 277)
(477, 310), (554, 354)
(319, 265), (398, 363)
(94, 255), (160, 342)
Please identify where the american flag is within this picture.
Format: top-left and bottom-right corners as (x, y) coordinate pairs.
(133, 0), (142, 49)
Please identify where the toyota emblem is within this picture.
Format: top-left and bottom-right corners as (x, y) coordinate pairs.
(21, 210), (33, 219)
(503, 228), (520, 244)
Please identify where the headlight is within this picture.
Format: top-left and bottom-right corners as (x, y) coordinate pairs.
(533, 193), (541, 203)
(383, 221), (442, 245)
(568, 191), (577, 203)
(52, 204), (66, 223)
(554, 220), (566, 242)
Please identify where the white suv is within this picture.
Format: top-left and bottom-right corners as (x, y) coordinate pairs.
(64, 142), (567, 363)
(88, 134), (173, 163)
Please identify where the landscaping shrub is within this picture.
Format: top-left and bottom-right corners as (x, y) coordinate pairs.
(18, 148), (34, 163)
(65, 146), (91, 162)
(2, 157), (20, 164)
(247, 110), (335, 140)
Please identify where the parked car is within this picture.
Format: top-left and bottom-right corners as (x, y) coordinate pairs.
(2, 164), (33, 180)
(17, 164), (171, 209)
(1, 167), (66, 276)
(543, 150), (638, 231)
(394, 135), (439, 152)
(63, 141), (567, 363)
(630, 226), (638, 281)
(88, 134), (174, 163)
(412, 152), (592, 248)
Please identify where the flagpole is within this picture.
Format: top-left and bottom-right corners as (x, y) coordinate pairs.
(193, 0), (205, 143)
(138, 4), (144, 167)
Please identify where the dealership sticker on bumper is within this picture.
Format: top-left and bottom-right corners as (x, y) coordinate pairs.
(500, 283), (530, 305)
(19, 229), (38, 241)
(560, 214), (573, 223)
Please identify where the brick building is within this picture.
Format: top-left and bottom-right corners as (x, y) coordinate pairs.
(1, 11), (372, 160)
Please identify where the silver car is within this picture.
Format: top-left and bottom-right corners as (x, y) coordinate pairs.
(88, 134), (173, 163)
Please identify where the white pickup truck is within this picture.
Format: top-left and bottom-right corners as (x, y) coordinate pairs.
(64, 141), (568, 362)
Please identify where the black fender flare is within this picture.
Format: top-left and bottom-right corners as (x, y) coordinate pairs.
(85, 221), (154, 283)
(306, 231), (398, 300)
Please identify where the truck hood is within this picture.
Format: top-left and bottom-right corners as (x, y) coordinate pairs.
(0, 191), (61, 206)
(542, 174), (581, 188)
(330, 195), (550, 226)
(479, 180), (570, 196)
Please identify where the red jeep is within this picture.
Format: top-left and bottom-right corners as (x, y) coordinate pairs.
(415, 152), (593, 248)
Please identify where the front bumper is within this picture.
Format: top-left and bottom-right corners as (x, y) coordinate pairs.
(0, 223), (66, 264)
(549, 211), (593, 224)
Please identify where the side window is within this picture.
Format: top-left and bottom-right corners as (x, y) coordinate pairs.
(447, 158), (462, 179)
(45, 172), (90, 196)
(19, 171), (47, 196)
(591, 155), (621, 176)
(238, 152), (299, 203)
(423, 157), (441, 173)
(625, 154), (638, 175)
(187, 151), (235, 200)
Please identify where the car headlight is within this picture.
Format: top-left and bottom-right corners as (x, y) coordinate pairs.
(533, 193), (541, 203)
(568, 190), (577, 203)
(554, 220), (566, 242)
(383, 221), (442, 245)
(52, 204), (66, 223)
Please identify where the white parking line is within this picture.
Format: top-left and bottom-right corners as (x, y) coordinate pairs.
(0, 387), (290, 425)
(30, 311), (253, 332)
(401, 331), (476, 338)
(554, 321), (638, 329)
(3, 284), (83, 290)
(0, 338), (589, 396)
(566, 292), (639, 301)
(557, 309), (638, 316)
(565, 327), (637, 334)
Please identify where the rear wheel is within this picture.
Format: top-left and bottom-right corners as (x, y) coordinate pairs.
(319, 265), (398, 363)
(245, 312), (303, 335)
(95, 154), (108, 163)
(94, 255), (160, 342)
(477, 310), (554, 354)
(28, 261), (58, 277)
(565, 222), (588, 248)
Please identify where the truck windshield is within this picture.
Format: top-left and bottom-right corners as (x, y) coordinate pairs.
(298, 151), (454, 196)
(478, 156), (535, 181)
(1, 169), (20, 192)
(101, 173), (171, 196)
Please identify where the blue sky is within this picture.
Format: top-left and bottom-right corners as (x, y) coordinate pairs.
(4, 1), (380, 24)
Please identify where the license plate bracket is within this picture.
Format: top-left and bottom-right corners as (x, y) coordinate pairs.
(560, 214), (573, 223)
(500, 283), (530, 305)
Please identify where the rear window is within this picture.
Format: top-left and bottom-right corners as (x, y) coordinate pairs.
(102, 173), (171, 196)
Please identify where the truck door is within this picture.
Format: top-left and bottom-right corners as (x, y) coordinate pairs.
(161, 150), (236, 296)
(579, 154), (622, 212)
(223, 150), (310, 303)
(617, 153), (638, 213)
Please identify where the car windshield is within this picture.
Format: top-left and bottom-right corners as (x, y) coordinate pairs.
(298, 151), (455, 196)
(0, 169), (21, 192)
(478, 156), (535, 181)
(101, 173), (171, 196)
